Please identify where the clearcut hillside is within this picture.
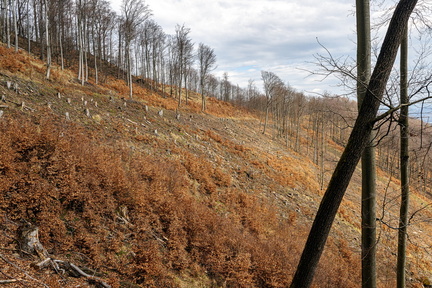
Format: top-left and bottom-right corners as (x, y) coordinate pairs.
(1, 44), (432, 288)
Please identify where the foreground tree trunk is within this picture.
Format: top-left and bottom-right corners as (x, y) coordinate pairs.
(356, 1), (377, 287)
(397, 27), (409, 288)
(289, 0), (418, 287)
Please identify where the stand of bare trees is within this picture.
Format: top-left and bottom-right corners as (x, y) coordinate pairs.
(0, 0), (226, 104)
(197, 43), (216, 111)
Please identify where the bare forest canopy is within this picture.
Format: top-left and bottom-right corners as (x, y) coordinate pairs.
(0, 0), (271, 104)
(1, 1), (432, 287)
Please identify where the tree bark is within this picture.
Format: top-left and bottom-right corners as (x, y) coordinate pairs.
(44, 0), (51, 80)
(356, 1), (377, 287)
(397, 27), (409, 288)
(6, 0), (10, 48)
(289, 1), (418, 287)
(13, 0), (18, 52)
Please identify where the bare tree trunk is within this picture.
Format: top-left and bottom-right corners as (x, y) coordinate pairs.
(128, 53), (133, 98)
(44, 0), (51, 80)
(201, 85), (206, 111)
(290, 1), (417, 287)
(77, 2), (84, 84)
(94, 49), (98, 84)
(6, 0), (10, 48)
(178, 60), (182, 107)
(356, 1), (377, 287)
(59, 30), (64, 70)
(1, 0), (5, 43)
(117, 28), (122, 79)
(27, 0), (31, 53)
(263, 104), (269, 134)
(184, 71), (189, 105)
(397, 27), (409, 288)
(84, 27), (88, 82)
(124, 42), (133, 98)
(319, 118), (325, 190)
(13, 0), (18, 52)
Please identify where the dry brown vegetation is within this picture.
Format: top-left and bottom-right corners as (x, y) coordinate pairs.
(1, 44), (432, 288)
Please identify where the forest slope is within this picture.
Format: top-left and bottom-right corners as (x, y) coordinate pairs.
(0, 44), (432, 288)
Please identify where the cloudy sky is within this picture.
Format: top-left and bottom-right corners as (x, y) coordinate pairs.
(109, 0), (411, 96)
(108, 0), (432, 118)
(139, 0), (359, 95)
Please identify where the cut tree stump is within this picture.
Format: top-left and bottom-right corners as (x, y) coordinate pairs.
(18, 224), (112, 288)
(19, 224), (48, 259)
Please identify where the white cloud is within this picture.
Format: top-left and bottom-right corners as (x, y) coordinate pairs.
(110, 0), (359, 95)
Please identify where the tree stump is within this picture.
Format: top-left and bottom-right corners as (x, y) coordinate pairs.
(19, 224), (49, 259)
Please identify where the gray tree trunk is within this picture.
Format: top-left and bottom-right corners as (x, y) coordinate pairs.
(44, 0), (51, 80)
(356, 1), (377, 287)
(77, 1), (84, 84)
(289, 1), (417, 287)
(59, 30), (64, 70)
(13, 0), (18, 52)
(6, 0), (10, 48)
(397, 27), (409, 288)
(27, 0), (30, 53)
(127, 49), (133, 98)
(263, 104), (269, 134)
(1, 0), (5, 43)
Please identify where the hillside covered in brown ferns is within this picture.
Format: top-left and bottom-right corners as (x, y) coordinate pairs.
(1, 44), (432, 288)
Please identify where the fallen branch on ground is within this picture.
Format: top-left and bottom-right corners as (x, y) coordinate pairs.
(54, 260), (111, 288)
(0, 253), (49, 288)
(0, 279), (19, 284)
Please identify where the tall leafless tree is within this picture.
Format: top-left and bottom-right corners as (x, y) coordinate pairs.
(44, 0), (51, 79)
(197, 43), (216, 111)
(290, 0), (418, 287)
(121, 0), (151, 98)
(173, 24), (193, 107)
(356, 1), (377, 287)
(396, 26), (409, 288)
(76, 0), (88, 84)
(261, 70), (283, 134)
(221, 72), (231, 102)
(12, 0), (18, 51)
